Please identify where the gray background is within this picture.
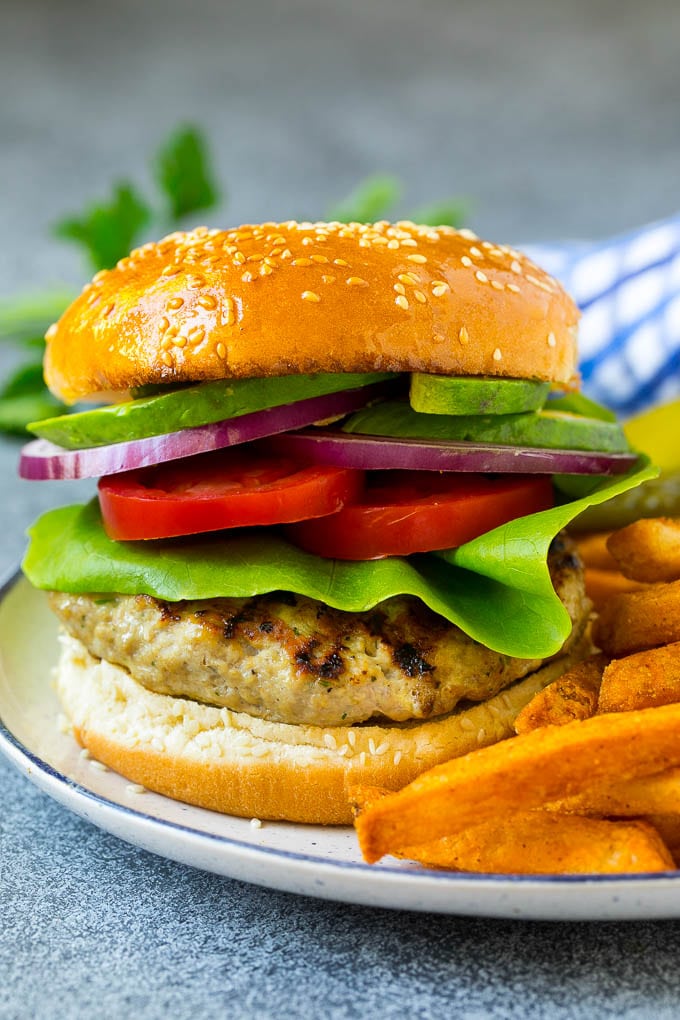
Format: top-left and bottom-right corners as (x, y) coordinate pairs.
(2, 1), (680, 1017)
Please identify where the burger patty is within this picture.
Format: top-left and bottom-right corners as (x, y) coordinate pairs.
(49, 534), (586, 727)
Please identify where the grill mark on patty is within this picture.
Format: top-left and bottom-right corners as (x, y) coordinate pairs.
(392, 642), (435, 678)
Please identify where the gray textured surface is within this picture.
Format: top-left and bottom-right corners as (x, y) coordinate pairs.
(3, 1), (680, 1017)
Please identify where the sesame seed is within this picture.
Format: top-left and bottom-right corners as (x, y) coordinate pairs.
(493, 348), (502, 361)
(188, 326), (206, 343)
(375, 741), (389, 756)
(159, 316), (170, 333)
(281, 249), (292, 259)
(260, 264), (273, 276)
(174, 335), (187, 348)
(393, 751), (402, 766)
(461, 255), (473, 267)
(431, 285), (446, 297)
(247, 254), (264, 262)
(490, 280), (505, 291)
(302, 291), (321, 302)
(459, 716), (475, 731)
(477, 728), (487, 744)
(507, 283), (521, 294)
(161, 351), (173, 367)
(346, 276), (368, 287)
(393, 283), (406, 295)
(400, 238), (417, 247)
(103, 302), (115, 317)
(399, 273), (419, 285)
(348, 730), (356, 747)
(250, 817), (263, 829)
(334, 258), (349, 267)
(368, 738), (377, 756)
(224, 299), (235, 325)
(302, 236), (314, 246)
(324, 733), (337, 749)
(458, 228), (479, 240)
(126, 784), (146, 795)
(395, 295), (409, 310)
(241, 272), (254, 283)
(321, 274), (335, 284)
(90, 759), (109, 772)
(548, 332), (557, 348)
(475, 271), (489, 284)
(359, 751), (367, 767)
(510, 260), (522, 274)
(167, 296), (184, 309)
(80, 748), (92, 760)
(161, 265), (181, 277)
(233, 252), (246, 265)
(292, 258), (312, 267)
(198, 294), (217, 310)
(216, 342), (227, 359)
(310, 254), (328, 264)
(459, 326), (469, 345)
(413, 290), (426, 303)
(407, 253), (428, 264)
(387, 239), (400, 250)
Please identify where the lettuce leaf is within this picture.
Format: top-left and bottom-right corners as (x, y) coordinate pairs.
(23, 459), (655, 659)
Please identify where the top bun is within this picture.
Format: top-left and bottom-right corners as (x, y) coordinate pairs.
(44, 221), (580, 402)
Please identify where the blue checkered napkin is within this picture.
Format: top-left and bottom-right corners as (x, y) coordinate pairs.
(524, 213), (680, 417)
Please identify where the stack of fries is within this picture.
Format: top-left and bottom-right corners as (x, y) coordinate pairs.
(352, 518), (680, 875)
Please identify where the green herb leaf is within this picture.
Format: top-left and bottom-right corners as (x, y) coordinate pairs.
(326, 175), (402, 223)
(23, 459), (655, 659)
(154, 125), (220, 221)
(0, 290), (74, 346)
(408, 199), (469, 228)
(53, 182), (151, 272)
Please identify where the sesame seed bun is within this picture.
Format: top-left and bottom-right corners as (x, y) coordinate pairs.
(44, 221), (580, 403)
(55, 632), (590, 825)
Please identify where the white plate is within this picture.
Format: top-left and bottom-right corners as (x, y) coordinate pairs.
(2, 572), (680, 921)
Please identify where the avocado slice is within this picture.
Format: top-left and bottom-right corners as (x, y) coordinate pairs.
(28, 372), (397, 450)
(342, 401), (630, 453)
(410, 374), (550, 415)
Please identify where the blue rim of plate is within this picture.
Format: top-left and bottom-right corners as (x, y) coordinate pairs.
(0, 565), (677, 888)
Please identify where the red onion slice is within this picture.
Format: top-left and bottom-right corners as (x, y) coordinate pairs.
(19, 383), (393, 481)
(268, 430), (639, 475)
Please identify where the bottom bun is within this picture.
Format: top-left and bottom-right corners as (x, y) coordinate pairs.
(55, 632), (591, 824)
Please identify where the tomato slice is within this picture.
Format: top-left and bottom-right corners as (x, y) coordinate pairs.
(98, 448), (364, 540)
(285, 473), (554, 560)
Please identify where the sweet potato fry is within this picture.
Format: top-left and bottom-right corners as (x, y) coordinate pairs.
(591, 580), (680, 657)
(399, 815), (674, 875)
(642, 814), (680, 865)
(550, 767), (680, 817)
(514, 655), (606, 734)
(607, 517), (680, 583)
(584, 567), (649, 611)
(354, 703), (680, 863)
(350, 786), (675, 873)
(576, 532), (619, 571)
(598, 641), (680, 712)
